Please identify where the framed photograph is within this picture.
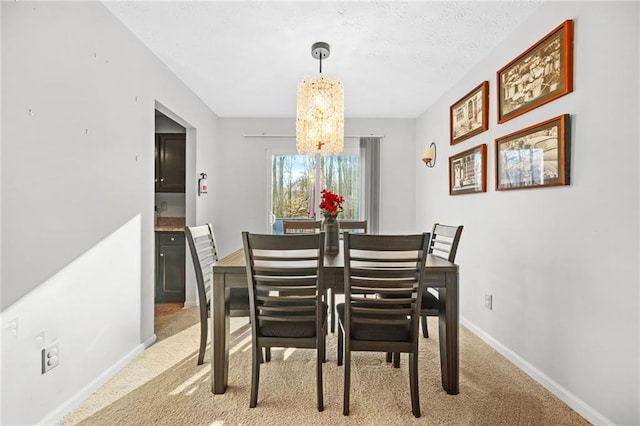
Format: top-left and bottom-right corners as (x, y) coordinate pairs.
(449, 144), (487, 195)
(450, 81), (489, 145)
(495, 114), (570, 191)
(497, 20), (573, 123)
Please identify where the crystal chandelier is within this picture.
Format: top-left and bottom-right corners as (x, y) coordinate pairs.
(296, 42), (344, 156)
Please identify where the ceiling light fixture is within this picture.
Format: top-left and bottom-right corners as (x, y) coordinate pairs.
(296, 42), (344, 156)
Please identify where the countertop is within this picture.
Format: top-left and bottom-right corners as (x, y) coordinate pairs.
(155, 217), (185, 232)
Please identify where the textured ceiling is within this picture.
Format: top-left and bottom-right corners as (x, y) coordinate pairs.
(103, 1), (543, 119)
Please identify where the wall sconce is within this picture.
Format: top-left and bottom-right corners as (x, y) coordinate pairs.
(422, 142), (437, 168)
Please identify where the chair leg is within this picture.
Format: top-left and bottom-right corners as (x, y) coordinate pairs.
(409, 352), (421, 418)
(337, 324), (344, 366)
(317, 338), (324, 411)
(343, 347), (351, 416)
(330, 290), (336, 333)
(258, 348), (270, 364)
(393, 352), (400, 368)
(322, 326), (327, 363)
(385, 352), (392, 363)
(197, 314), (207, 365)
(250, 344), (261, 408)
(421, 315), (429, 338)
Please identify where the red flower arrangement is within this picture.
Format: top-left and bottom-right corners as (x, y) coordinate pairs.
(319, 189), (344, 218)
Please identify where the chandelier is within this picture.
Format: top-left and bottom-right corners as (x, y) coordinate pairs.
(296, 42), (344, 156)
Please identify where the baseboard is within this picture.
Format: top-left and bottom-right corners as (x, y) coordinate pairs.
(461, 317), (614, 426)
(39, 339), (151, 425)
(183, 300), (198, 309)
(144, 333), (158, 348)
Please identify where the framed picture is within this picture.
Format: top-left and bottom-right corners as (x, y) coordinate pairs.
(497, 20), (573, 123)
(449, 144), (487, 195)
(495, 114), (570, 191)
(450, 81), (489, 145)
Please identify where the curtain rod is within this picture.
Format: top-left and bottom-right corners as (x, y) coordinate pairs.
(242, 133), (385, 139)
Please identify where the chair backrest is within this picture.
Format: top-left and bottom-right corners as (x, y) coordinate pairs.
(339, 220), (368, 234)
(184, 224), (218, 310)
(242, 231), (326, 341)
(283, 220), (322, 234)
(428, 223), (463, 263)
(343, 232), (430, 347)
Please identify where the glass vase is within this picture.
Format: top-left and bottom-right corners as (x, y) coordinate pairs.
(323, 215), (339, 254)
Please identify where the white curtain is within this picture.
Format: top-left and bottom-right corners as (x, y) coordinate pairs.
(360, 137), (381, 234)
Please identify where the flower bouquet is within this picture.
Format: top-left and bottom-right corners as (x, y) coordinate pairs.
(319, 189), (344, 218)
(319, 189), (343, 253)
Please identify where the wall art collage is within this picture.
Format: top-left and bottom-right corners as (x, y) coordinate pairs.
(448, 19), (573, 195)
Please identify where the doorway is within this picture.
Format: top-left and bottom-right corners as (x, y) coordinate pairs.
(154, 109), (187, 334)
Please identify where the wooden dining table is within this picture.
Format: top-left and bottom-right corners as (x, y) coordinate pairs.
(210, 243), (460, 395)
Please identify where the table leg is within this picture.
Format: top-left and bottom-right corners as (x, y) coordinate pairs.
(211, 272), (230, 394)
(438, 271), (459, 395)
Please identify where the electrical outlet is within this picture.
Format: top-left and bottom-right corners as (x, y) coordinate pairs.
(42, 341), (60, 374)
(160, 201), (168, 211)
(484, 294), (493, 310)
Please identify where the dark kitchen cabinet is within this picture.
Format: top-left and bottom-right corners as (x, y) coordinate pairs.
(155, 134), (186, 193)
(155, 231), (185, 303)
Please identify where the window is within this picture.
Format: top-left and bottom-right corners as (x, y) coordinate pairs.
(269, 147), (360, 234)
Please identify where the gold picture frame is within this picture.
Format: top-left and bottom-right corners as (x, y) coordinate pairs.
(449, 144), (487, 195)
(497, 20), (574, 123)
(495, 114), (570, 191)
(450, 81), (489, 145)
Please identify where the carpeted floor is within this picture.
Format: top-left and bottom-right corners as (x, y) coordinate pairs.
(60, 306), (590, 425)
(154, 303), (194, 340)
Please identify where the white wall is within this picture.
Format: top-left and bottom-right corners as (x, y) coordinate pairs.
(1, 2), (217, 424)
(415, 2), (639, 425)
(212, 118), (415, 257)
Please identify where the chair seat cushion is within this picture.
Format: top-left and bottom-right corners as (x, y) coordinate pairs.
(378, 290), (440, 313)
(336, 303), (410, 342)
(421, 291), (439, 310)
(259, 301), (327, 338)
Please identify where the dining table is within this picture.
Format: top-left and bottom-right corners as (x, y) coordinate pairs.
(210, 242), (460, 395)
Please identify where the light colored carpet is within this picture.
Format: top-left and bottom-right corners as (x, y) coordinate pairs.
(60, 307), (590, 425)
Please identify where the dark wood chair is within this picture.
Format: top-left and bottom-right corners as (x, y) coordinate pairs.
(384, 223), (463, 365)
(283, 220), (322, 234)
(242, 231), (327, 411)
(337, 232), (430, 418)
(338, 219), (367, 234)
(328, 219), (368, 333)
(420, 223), (463, 338)
(185, 224), (261, 365)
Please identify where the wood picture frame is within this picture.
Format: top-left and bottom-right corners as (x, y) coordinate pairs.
(450, 81), (489, 145)
(449, 144), (487, 195)
(495, 114), (570, 191)
(497, 20), (573, 123)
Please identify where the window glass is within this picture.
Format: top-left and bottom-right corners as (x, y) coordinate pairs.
(320, 156), (360, 220)
(270, 152), (360, 234)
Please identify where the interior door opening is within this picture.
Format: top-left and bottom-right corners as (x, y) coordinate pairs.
(153, 109), (187, 335)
